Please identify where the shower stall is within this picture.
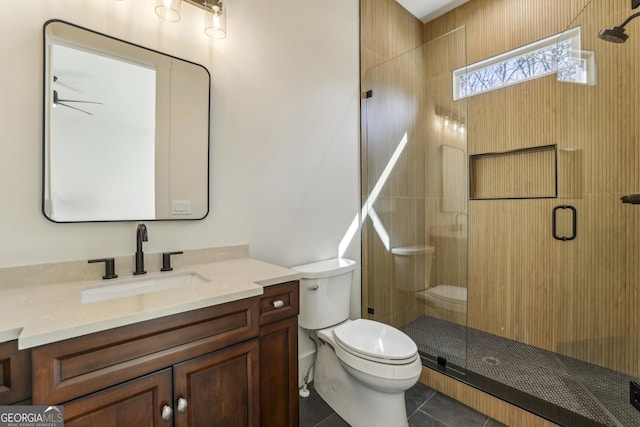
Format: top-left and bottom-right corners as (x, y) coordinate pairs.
(361, 1), (640, 426)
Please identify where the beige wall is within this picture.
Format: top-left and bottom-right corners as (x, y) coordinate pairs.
(424, 0), (640, 377)
(360, 0), (424, 81)
(0, 0), (359, 271)
(362, 0), (640, 423)
(360, 0), (425, 325)
(424, 0), (579, 351)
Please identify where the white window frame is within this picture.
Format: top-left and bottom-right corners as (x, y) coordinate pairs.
(453, 27), (591, 100)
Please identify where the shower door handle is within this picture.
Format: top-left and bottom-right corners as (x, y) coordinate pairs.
(552, 205), (577, 241)
(621, 194), (640, 204)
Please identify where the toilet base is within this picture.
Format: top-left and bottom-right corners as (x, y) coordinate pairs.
(313, 344), (412, 427)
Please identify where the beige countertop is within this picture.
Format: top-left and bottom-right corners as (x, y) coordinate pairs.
(0, 257), (300, 349)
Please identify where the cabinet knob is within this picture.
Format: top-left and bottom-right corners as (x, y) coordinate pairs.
(272, 300), (285, 308)
(161, 405), (173, 421)
(177, 397), (188, 414)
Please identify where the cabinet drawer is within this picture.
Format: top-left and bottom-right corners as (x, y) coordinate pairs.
(259, 281), (299, 325)
(0, 340), (32, 405)
(32, 297), (259, 405)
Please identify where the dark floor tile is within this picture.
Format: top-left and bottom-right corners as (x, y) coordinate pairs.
(421, 392), (489, 426)
(315, 413), (350, 427)
(405, 381), (437, 416)
(299, 384), (335, 427)
(299, 380), (496, 427)
(408, 410), (448, 427)
(484, 418), (509, 427)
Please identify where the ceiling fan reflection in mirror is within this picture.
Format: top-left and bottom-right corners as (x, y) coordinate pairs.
(52, 90), (103, 115)
(52, 76), (102, 115)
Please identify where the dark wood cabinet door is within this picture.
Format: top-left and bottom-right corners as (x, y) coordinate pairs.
(173, 339), (260, 427)
(259, 316), (299, 427)
(0, 340), (31, 405)
(63, 368), (173, 427)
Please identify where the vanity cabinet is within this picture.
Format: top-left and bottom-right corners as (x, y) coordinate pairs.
(0, 340), (32, 405)
(30, 281), (298, 426)
(258, 281), (299, 427)
(61, 341), (260, 427)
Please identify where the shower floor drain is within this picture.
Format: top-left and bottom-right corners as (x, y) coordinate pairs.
(482, 356), (501, 366)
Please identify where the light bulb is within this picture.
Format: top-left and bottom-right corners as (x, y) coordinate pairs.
(156, 0), (181, 22)
(205, 2), (226, 39)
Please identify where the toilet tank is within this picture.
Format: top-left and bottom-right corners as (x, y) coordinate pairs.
(391, 245), (434, 292)
(292, 258), (356, 330)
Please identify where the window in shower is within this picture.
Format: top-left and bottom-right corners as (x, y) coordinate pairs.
(452, 26), (591, 100)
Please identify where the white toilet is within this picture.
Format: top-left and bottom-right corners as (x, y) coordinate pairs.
(392, 245), (467, 325)
(293, 258), (422, 427)
(417, 284), (467, 313)
(391, 245), (435, 292)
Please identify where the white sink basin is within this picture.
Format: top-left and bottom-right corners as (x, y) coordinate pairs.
(81, 272), (209, 304)
(430, 225), (467, 240)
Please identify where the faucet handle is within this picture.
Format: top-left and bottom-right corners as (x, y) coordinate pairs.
(161, 251), (184, 272)
(88, 258), (118, 280)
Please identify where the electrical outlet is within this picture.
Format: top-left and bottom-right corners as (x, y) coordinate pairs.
(631, 381), (640, 412)
(171, 200), (191, 215)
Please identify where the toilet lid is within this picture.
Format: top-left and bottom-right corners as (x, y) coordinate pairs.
(333, 319), (417, 361)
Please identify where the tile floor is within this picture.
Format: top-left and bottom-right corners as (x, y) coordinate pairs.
(403, 315), (638, 426)
(299, 381), (507, 427)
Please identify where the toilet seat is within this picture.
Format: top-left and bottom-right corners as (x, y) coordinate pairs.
(317, 319), (421, 381)
(333, 319), (417, 364)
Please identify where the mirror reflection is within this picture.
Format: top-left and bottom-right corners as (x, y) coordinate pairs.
(43, 20), (210, 222)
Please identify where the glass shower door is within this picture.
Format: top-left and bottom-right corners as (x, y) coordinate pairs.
(362, 27), (468, 373)
(556, 2), (640, 425)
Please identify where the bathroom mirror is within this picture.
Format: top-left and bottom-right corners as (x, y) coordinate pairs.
(43, 20), (210, 222)
(441, 144), (466, 213)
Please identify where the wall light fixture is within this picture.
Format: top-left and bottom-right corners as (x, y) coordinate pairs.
(436, 105), (466, 135)
(122, 0), (228, 38)
(155, 0), (182, 22)
(203, 0), (226, 39)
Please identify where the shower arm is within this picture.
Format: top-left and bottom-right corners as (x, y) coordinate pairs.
(617, 11), (640, 29)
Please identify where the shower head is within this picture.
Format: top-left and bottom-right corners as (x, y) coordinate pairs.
(598, 11), (640, 43)
(598, 26), (629, 43)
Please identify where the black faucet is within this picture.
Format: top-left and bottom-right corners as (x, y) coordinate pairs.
(134, 223), (148, 275)
(88, 258), (118, 280)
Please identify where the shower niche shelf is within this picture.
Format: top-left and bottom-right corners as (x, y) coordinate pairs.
(470, 144), (557, 200)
